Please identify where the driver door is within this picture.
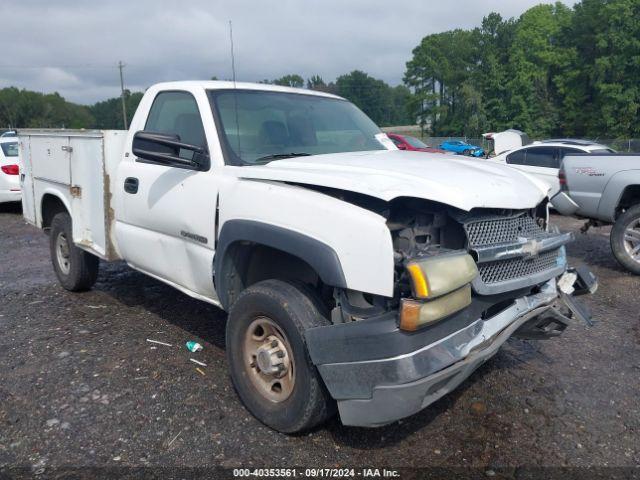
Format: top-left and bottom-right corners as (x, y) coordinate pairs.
(115, 90), (220, 302)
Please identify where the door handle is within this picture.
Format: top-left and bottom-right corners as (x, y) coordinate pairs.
(124, 177), (139, 194)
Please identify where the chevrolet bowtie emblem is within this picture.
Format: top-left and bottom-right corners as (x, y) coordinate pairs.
(519, 237), (542, 258)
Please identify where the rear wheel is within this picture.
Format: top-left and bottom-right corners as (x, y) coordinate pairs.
(610, 204), (640, 275)
(226, 279), (335, 433)
(50, 212), (99, 291)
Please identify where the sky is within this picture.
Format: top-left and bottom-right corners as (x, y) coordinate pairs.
(0, 0), (576, 105)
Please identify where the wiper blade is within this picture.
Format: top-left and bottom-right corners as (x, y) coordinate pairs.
(255, 152), (312, 162)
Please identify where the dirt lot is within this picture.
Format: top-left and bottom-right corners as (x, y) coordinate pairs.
(0, 202), (639, 475)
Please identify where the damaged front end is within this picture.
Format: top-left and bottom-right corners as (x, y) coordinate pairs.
(305, 197), (597, 427)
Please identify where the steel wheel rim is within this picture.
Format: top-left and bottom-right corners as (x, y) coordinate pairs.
(55, 232), (71, 275)
(623, 218), (640, 264)
(243, 316), (295, 403)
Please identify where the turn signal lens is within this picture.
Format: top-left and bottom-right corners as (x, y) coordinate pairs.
(400, 285), (472, 331)
(407, 263), (429, 298)
(406, 252), (478, 299)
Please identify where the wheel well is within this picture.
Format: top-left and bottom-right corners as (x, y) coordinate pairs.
(616, 185), (640, 218)
(217, 242), (331, 311)
(41, 194), (68, 230)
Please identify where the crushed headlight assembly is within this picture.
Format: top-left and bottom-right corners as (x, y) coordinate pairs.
(400, 252), (478, 332)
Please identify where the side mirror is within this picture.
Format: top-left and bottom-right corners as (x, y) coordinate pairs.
(132, 131), (209, 170)
(397, 144), (407, 150)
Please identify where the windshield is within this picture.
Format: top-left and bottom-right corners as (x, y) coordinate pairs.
(209, 89), (385, 165)
(1, 142), (18, 157)
(405, 136), (429, 149)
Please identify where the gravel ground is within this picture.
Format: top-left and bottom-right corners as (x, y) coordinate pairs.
(0, 202), (639, 476)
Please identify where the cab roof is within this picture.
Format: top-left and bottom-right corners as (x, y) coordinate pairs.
(149, 80), (345, 101)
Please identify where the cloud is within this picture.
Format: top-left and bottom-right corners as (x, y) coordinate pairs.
(0, 0), (576, 104)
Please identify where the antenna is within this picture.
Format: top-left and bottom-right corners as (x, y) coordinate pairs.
(229, 20), (237, 87)
(118, 61), (128, 129)
(229, 20), (241, 156)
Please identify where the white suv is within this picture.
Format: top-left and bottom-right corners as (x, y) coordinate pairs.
(488, 140), (614, 198)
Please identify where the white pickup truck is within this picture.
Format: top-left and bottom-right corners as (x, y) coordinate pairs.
(19, 81), (596, 432)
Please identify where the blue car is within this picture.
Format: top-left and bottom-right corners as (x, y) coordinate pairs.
(438, 140), (485, 157)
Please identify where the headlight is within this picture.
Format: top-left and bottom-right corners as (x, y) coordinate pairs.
(400, 252), (478, 331)
(405, 251), (477, 299)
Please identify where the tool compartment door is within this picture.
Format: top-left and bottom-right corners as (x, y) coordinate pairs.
(19, 136), (36, 224)
(69, 134), (108, 258)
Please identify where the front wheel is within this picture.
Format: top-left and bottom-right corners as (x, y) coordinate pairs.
(226, 279), (335, 433)
(610, 204), (640, 275)
(50, 212), (99, 291)
(462, 149), (471, 156)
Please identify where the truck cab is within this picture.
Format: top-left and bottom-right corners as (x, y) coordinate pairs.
(19, 81), (596, 432)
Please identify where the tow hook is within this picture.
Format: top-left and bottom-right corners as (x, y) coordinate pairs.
(580, 219), (604, 234)
(557, 266), (597, 327)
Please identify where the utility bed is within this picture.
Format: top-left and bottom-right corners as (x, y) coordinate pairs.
(19, 129), (127, 260)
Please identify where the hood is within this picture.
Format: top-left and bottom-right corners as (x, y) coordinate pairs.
(237, 150), (547, 212)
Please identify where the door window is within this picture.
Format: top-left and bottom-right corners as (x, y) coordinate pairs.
(145, 91), (207, 151)
(506, 149), (527, 165)
(525, 147), (559, 168)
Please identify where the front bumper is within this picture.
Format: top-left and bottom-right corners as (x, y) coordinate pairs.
(307, 278), (589, 427)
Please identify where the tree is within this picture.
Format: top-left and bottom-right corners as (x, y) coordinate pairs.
(473, 13), (517, 132)
(404, 29), (477, 135)
(0, 87), (94, 129)
(506, 2), (573, 137)
(272, 74), (305, 88)
(336, 70), (410, 126)
(89, 90), (143, 129)
(558, 0), (640, 137)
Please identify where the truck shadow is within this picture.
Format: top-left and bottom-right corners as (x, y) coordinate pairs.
(96, 260), (228, 351)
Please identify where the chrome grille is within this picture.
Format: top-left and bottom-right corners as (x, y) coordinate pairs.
(465, 213), (547, 247)
(464, 212), (563, 288)
(477, 250), (559, 284)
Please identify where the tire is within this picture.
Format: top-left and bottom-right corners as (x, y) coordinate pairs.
(50, 212), (99, 291)
(610, 204), (640, 275)
(226, 279), (335, 433)
(462, 149), (471, 156)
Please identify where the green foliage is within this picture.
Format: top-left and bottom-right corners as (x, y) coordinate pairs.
(0, 87), (144, 130)
(306, 75), (328, 91)
(405, 0), (640, 138)
(558, 0), (640, 137)
(272, 74), (305, 88)
(336, 70), (412, 126)
(506, 3), (573, 137)
(0, 87), (94, 129)
(89, 90), (143, 129)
